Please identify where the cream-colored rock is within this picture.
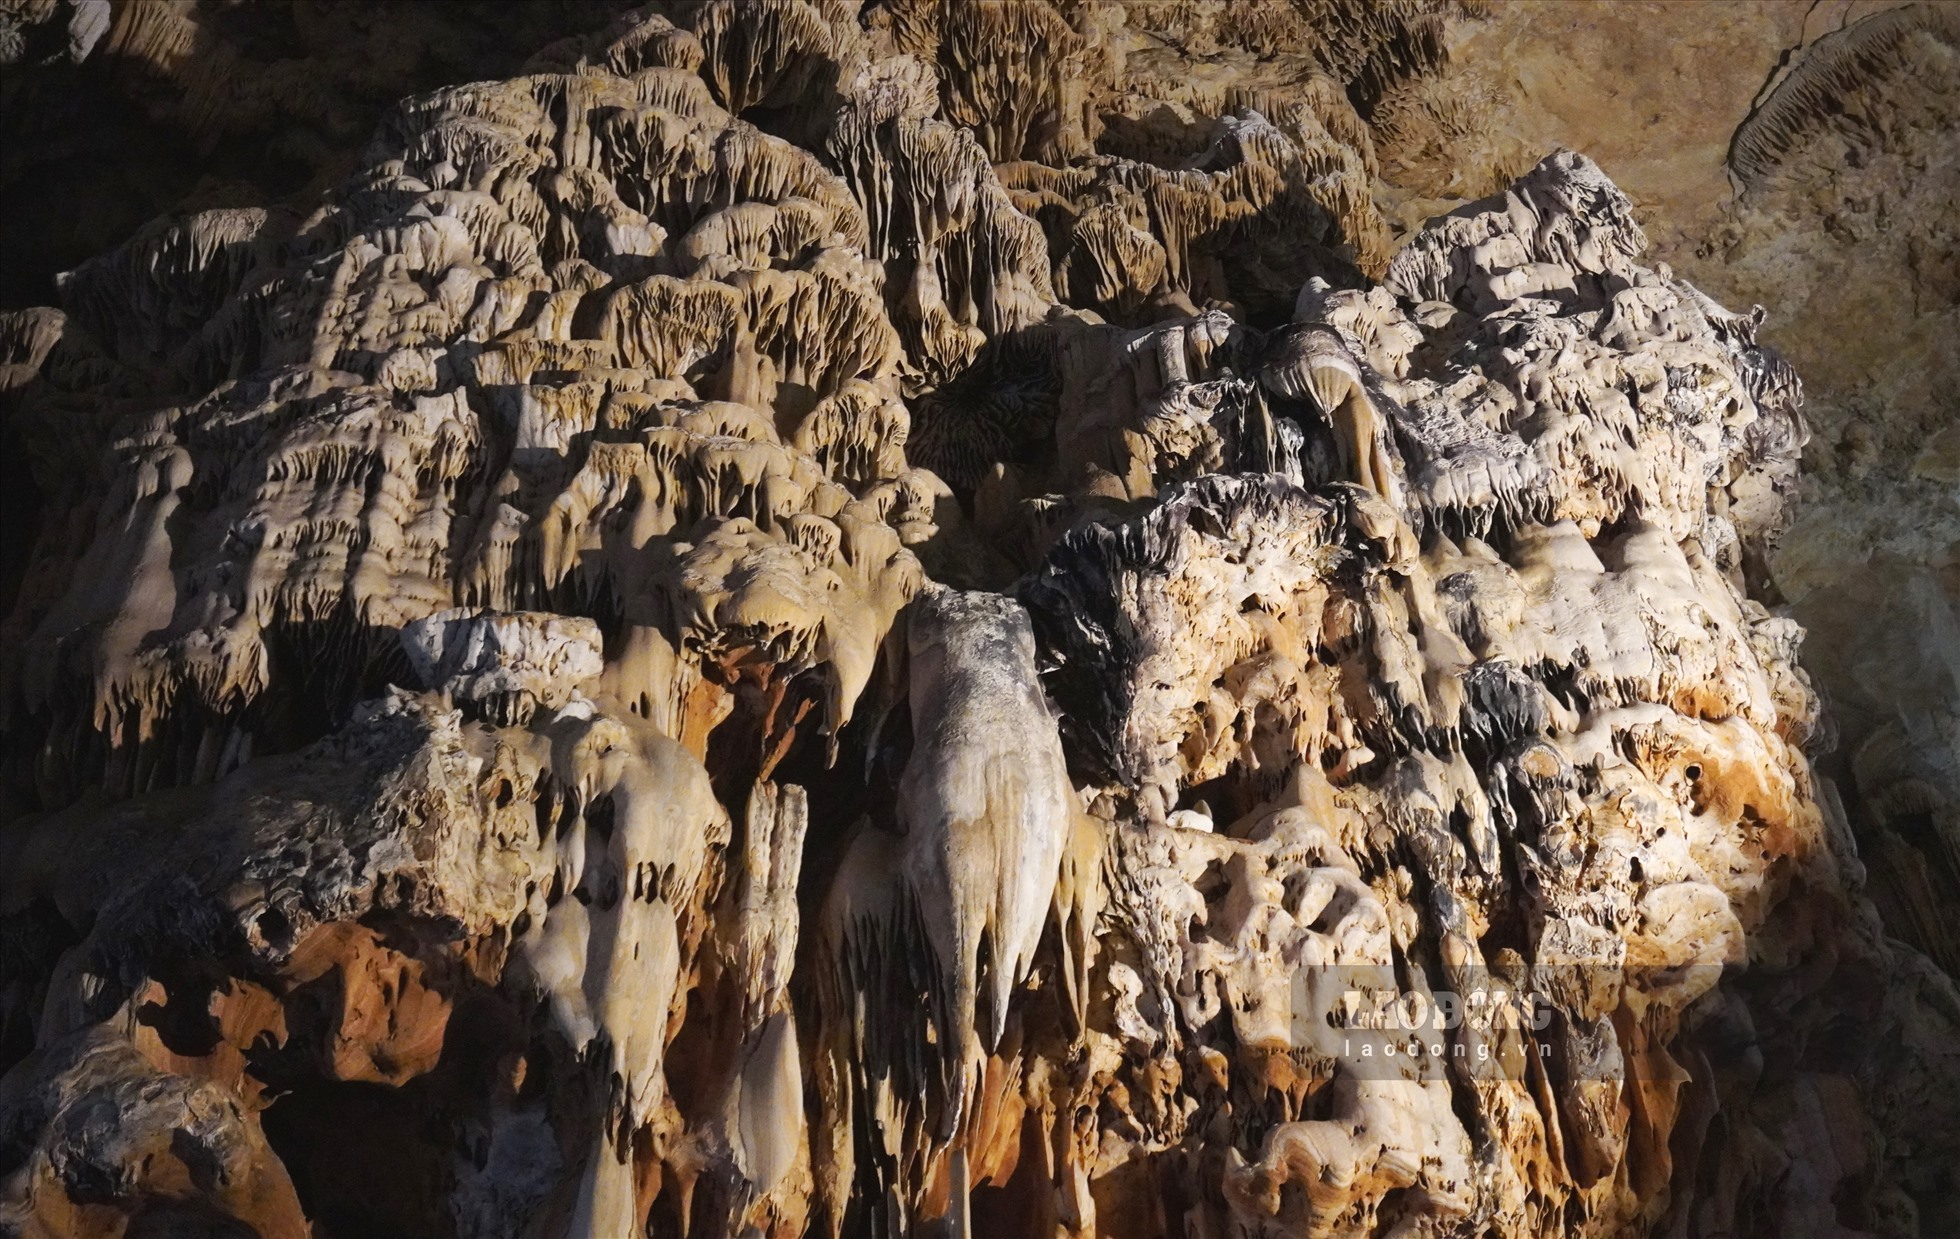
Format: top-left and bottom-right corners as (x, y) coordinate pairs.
(1, 8), (1955, 1239)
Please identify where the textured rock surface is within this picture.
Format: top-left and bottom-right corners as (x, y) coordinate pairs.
(1, 3), (1955, 1238)
(1364, 0), (1960, 1127)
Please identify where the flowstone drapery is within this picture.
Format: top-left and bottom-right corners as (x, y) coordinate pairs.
(1, 5), (1954, 1238)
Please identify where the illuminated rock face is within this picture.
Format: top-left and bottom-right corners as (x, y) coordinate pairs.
(0, 5), (1954, 1239)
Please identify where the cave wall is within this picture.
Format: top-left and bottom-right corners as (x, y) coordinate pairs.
(1366, 0), (1960, 1035)
(0, 3), (1954, 1238)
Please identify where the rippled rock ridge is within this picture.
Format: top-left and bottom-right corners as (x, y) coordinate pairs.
(1, 4), (1954, 1238)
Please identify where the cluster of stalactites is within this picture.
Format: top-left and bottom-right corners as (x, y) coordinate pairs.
(1361, 152), (1806, 558)
(0, 19), (971, 805)
(0, 9), (1873, 1239)
(983, 155), (1825, 1239)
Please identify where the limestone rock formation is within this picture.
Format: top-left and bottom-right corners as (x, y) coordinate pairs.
(1, 4), (1955, 1239)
